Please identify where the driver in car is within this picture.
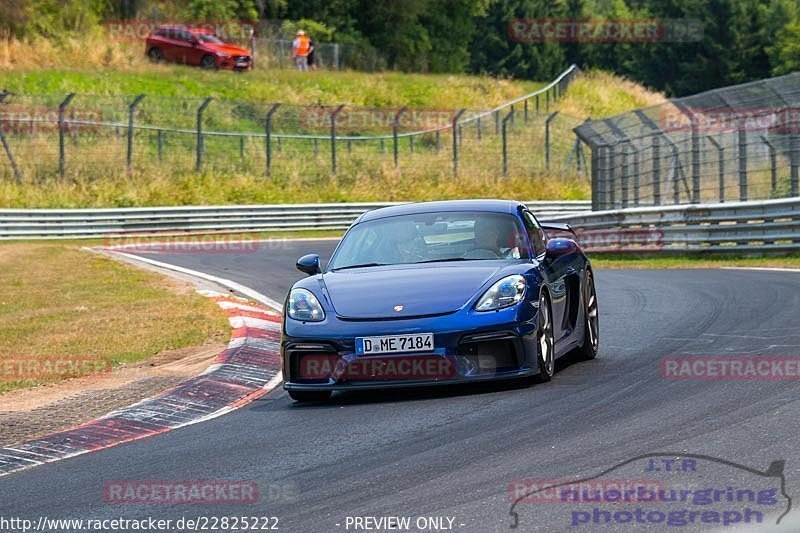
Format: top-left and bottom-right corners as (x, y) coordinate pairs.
(466, 217), (521, 259)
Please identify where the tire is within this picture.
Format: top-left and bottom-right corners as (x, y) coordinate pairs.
(288, 390), (332, 403)
(575, 270), (599, 360)
(200, 54), (217, 70)
(147, 47), (163, 62)
(535, 291), (555, 382)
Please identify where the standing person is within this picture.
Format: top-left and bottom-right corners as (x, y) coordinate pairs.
(292, 30), (311, 71)
(307, 38), (317, 70)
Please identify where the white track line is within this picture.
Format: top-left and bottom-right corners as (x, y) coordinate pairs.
(721, 267), (800, 273)
(96, 249), (284, 311)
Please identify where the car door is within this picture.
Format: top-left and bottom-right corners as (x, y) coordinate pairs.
(184, 32), (208, 65)
(523, 210), (570, 344)
(158, 28), (181, 62)
(170, 30), (196, 64)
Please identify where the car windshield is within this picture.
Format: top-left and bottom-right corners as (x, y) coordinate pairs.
(329, 211), (529, 270)
(195, 33), (224, 44)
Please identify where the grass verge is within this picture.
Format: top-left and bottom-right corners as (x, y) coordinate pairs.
(592, 254), (800, 270)
(0, 243), (229, 394)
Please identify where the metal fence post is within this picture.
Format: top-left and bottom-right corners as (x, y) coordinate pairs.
(652, 136), (661, 206)
(599, 146), (611, 210)
(195, 97), (212, 171)
(333, 43), (340, 70)
(690, 116), (701, 203)
(621, 145), (629, 208)
(58, 93), (75, 179)
(705, 136), (724, 202)
(126, 94), (145, 172)
(501, 108), (514, 177)
(590, 145), (600, 211)
(632, 147), (640, 206)
(791, 133), (800, 197)
(545, 111), (560, 172)
(393, 107), (408, 167)
(452, 109), (466, 177)
(0, 90), (21, 183)
(435, 130), (441, 152)
(737, 119), (748, 201)
(524, 99), (529, 123)
(760, 135), (777, 196)
(264, 103), (281, 177)
(0, 132), (22, 183)
(608, 146), (617, 208)
(330, 105), (345, 173)
(476, 117), (482, 140)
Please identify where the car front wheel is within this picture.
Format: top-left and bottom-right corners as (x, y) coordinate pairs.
(147, 47), (163, 62)
(200, 54), (217, 70)
(575, 270), (599, 360)
(535, 292), (555, 382)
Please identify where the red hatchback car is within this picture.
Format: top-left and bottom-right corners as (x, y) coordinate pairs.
(146, 26), (252, 70)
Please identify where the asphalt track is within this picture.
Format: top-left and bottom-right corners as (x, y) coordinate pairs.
(2, 239), (800, 532)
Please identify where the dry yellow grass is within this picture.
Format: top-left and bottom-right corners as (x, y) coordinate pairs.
(0, 243), (229, 393)
(556, 70), (667, 118)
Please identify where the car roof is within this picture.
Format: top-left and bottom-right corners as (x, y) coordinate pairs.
(356, 199), (524, 224)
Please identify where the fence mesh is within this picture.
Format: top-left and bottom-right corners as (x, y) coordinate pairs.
(0, 67), (583, 191)
(575, 72), (800, 210)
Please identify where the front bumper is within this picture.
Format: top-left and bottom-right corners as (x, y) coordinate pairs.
(218, 56), (252, 70)
(282, 305), (541, 391)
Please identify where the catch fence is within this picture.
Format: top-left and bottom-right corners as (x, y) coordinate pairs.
(0, 65), (584, 187)
(575, 72), (800, 211)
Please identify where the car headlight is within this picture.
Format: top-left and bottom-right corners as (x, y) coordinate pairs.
(287, 288), (325, 322)
(475, 275), (526, 312)
(216, 52), (230, 58)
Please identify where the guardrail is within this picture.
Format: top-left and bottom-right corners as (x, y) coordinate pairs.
(549, 197), (800, 254)
(0, 201), (591, 240)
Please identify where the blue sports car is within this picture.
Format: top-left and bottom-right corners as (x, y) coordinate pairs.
(281, 200), (599, 402)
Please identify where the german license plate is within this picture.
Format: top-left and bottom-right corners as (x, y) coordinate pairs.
(355, 333), (434, 355)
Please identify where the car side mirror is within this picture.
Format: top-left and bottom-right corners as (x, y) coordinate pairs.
(545, 238), (578, 260)
(296, 254), (322, 276)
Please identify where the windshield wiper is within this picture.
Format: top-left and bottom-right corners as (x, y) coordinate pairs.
(414, 257), (474, 264)
(331, 262), (388, 271)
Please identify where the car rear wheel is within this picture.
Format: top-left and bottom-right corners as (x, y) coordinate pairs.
(200, 54), (217, 70)
(288, 390), (332, 403)
(575, 270), (599, 360)
(535, 292), (555, 382)
(147, 47), (163, 62)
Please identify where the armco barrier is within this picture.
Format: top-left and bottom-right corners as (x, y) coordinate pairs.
(0, 201), (591, 240)
(549, 197), (800, 254)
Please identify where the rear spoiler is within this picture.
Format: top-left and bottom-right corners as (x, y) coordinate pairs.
(541, 222), (577, 239)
